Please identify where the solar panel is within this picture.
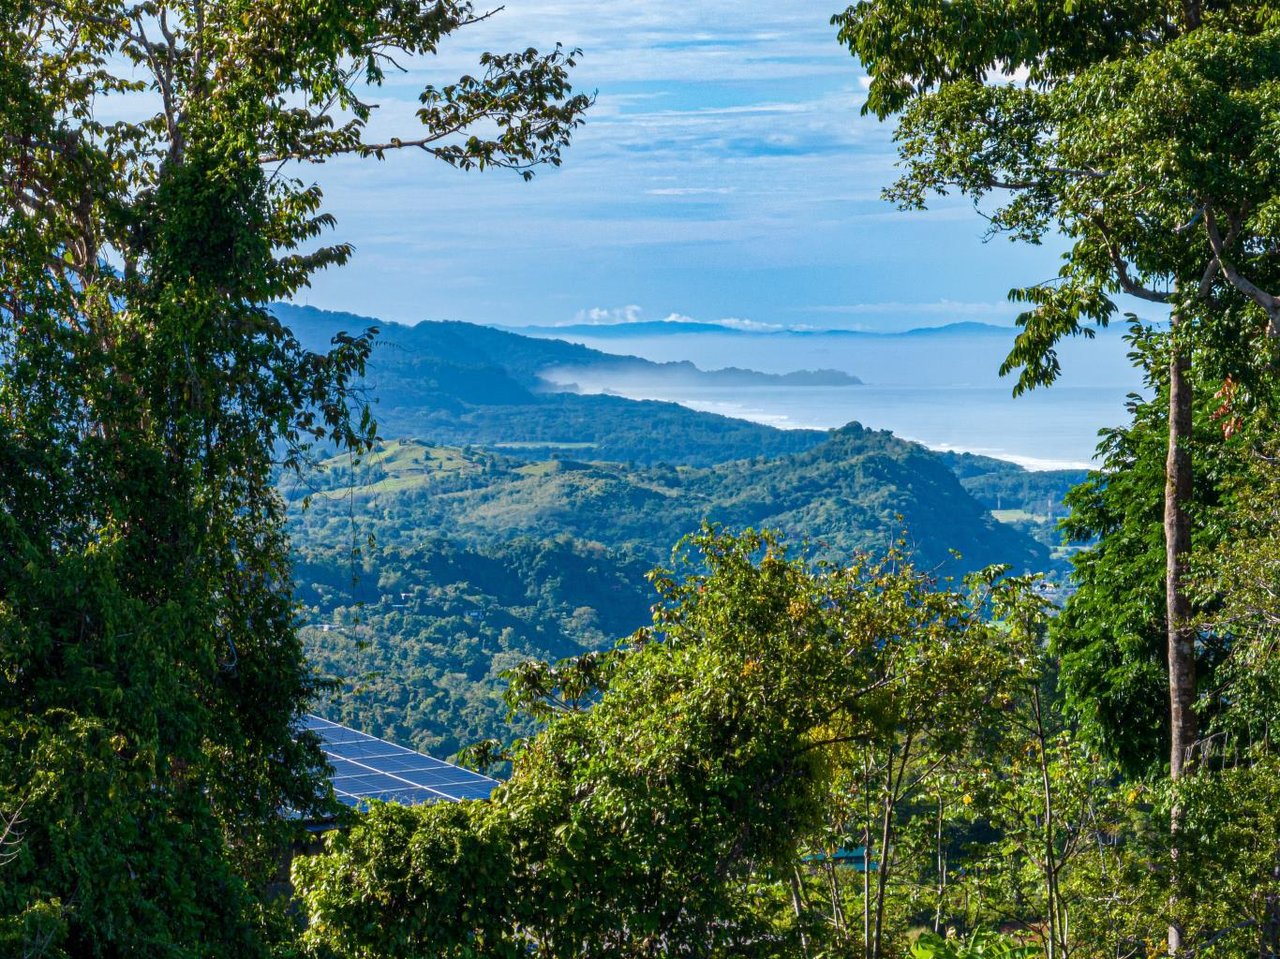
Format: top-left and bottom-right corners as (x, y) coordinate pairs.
(302, 714), (500, 809)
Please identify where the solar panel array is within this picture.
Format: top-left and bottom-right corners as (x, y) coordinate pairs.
(303, 714), (499, 807)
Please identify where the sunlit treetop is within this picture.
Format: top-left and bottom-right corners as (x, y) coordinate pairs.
(2, 0), (590, 308)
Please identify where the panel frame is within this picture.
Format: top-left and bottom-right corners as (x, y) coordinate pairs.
(302, 714), (500, 808)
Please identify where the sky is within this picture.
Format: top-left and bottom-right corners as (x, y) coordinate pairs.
(289, 1), (1078, 333)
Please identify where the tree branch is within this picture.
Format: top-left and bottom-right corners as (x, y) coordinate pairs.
(1204, 208), (1280, 335)
(1096, 226), (1171, 303)
(0, 798), (27, 867)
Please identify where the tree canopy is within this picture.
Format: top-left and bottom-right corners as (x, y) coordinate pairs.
(835, 7), (1280, 947)
(0, 1), (587, 954)
(834, 0), (1280, 774)
(295, 529), (1049, 959)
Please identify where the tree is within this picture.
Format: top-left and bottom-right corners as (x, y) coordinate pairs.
(0, 1), (588, 954)
(1051, 324), (1246, 776)
(803, 565), (1044, 959)
(294, 529), (1039, 959)
(1179, 439), (1280, 955)
(834, 5), (1280, 947)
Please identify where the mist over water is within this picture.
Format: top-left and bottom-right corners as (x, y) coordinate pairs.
(529, 326), (1144, 470)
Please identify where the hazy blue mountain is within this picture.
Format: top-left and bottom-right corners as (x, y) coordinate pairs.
(273, 303), (854, 386)
(500, 319), (761, 337)
(494, 319), (1017, 339)
(543, 359), (860, 391)
(270, 303), (835, 465)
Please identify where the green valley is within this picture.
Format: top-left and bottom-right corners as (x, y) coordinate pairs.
(287, 425), (1060, 754)
(276, 309), (1084, 759)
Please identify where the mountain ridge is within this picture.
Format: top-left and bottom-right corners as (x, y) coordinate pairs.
(494, 319), (1017, 339)
(271, 304), (859, 386)
(269, 303), (834, 466)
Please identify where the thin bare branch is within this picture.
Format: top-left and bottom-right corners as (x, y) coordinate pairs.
(0, 799), (28, 867)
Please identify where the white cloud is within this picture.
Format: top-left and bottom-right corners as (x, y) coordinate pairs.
(572, 305), (645, 325)
(563, 308), (792, 332)
(703, 316), (790, 332)
(286, 0), (1060, 332)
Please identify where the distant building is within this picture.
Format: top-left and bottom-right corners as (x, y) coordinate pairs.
(802, 846), (878, 872)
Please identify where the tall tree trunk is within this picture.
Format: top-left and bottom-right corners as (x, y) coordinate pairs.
(1034, 686), (1059, 959)
(1166, 340), (1197, 782)
(863, 822), (872, 959)
(863, 757), (872, 959)
(790, 867), (811, 958)
(873, 790), (894, 959)
(934, 794), (946, 935)
(1165, 329), (1197, 956)
(873, 734), (912, 959)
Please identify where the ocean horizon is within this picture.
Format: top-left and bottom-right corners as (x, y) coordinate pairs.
(524, 324), (1144, 471)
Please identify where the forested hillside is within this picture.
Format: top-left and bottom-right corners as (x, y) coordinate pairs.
(287, 431), (1051, 753)
(939, 450), (1088, 553)
(294, 532), (653, 757)
(271, 304), (835, 465)
(275, 308), (1074, 758)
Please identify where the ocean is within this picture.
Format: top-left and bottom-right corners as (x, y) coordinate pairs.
(526, 325), (1145, 471)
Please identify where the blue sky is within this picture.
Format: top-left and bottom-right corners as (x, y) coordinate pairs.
(290, 1), (1074, 333)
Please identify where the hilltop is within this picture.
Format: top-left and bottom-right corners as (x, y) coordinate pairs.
(289, 431), (1046, 573)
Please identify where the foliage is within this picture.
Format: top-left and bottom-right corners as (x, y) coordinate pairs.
(796, 563), (1050, 958)
(1162, 756), (1280, 957)
(295, 529), (1048, 958)
(1170, 445), (1280, 957)
(1051, 336), (1246, 775)
(283, 434), (1057, 758)
(0, 1), (586, 955)
(1193, 437), (1280, 746)
(836, 2), (1280, 375)
(14, 1), (1280, 955)
(296, 531), (655, 757)
(834, 0), (1280, 763)
(910, 929), (1040, 959)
